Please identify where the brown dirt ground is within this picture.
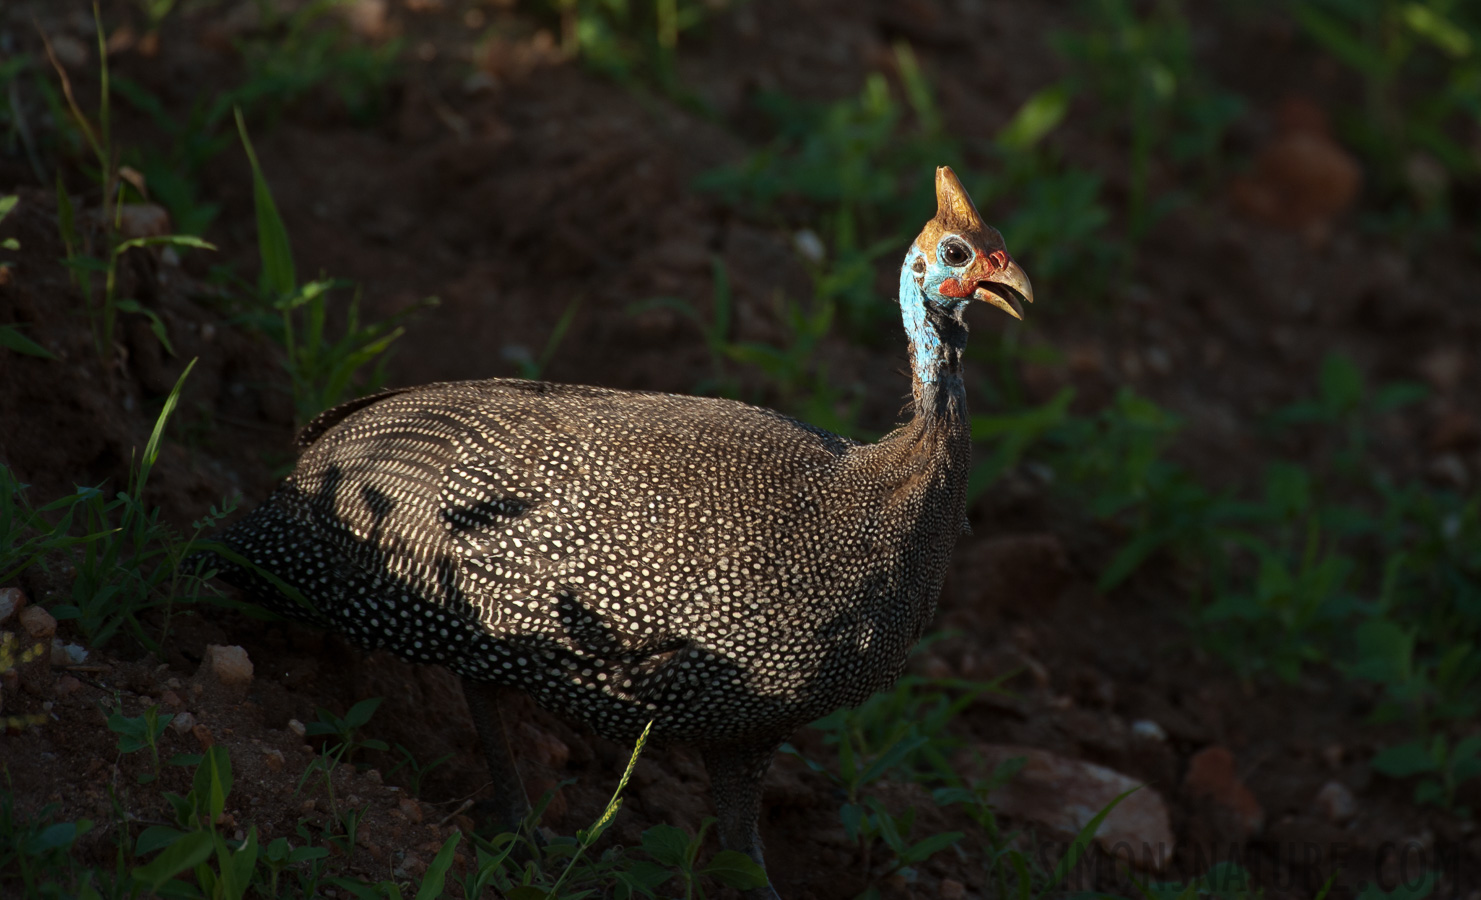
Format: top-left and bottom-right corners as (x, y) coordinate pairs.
(2, 1), (1480, 898)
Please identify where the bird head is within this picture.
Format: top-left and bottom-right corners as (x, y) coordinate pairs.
(904, 167), (1033, 320)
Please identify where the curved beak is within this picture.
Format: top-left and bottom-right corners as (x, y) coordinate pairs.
(971, 255), (1034, 321)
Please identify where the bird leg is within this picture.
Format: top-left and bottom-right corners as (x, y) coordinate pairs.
(460, 677), (532, 835)
(703, 740), (783, 900)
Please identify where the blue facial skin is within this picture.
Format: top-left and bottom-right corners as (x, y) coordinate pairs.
(899, 238), (977, 387)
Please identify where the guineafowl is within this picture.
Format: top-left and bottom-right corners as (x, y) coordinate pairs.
(211, 167), (1031, 897)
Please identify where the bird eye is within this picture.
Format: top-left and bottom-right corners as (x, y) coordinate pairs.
(940, 240), (971, 267)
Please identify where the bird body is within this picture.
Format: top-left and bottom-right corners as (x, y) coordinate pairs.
(213, 167), (1032, 896)
(225, 380), (962, 743)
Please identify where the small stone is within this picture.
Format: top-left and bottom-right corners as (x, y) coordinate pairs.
(793, 229), (826, 264)
(53, 676), (82, 698)
(49, 35), (89, 69)
(519, 722), (571, 770)
(363, 768), (382, 784)
(287, 718), (307, 737)
(263, 748), (286, 772)
(202, 645), (253, 686)
(1315, 780), (1356, 824)
(1428, 454), (1468, 488)
(192, 724), (215, 749)
(1132, 719), (1168, 742)
(0, 587), (25, 625)
(939, 878), (966, 900)
(50, 641), (88, 667)
(1419, 347), (1465, 393)
(974, 744), (1175, 870)
(398, 797), (423, 824)
(171, 711), (196, 735)
(395, 853), (426, 880)
(115, 203), (171, 240)
(19, 606), (56, 641)
(160, 690), (184, 709)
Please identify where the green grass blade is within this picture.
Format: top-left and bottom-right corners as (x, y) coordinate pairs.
(1041, 787), (1137, 896)
(0, 325), (57, 359)
(234, 107), (296, 301)
(138, 358), (197, 496)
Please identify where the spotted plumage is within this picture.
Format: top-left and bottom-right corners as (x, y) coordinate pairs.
(212, 167), (1032, 898)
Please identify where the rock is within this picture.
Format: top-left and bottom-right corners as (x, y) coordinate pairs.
(160, 690), (184, 710)
(339, 0), (389, 38)
(525, 775), (567, 825)
(53, 675), (82, 698)
(287, 718), (307, 737)
(1419, 347), (1466, 393)
(398, 797), (424, 823)
(1228, 97), (1360, 233)
(50, 640), (88, 667)
(263, 748), (286, 772)
(974, 745), (1175, 870)
(1183, 746), (1265, 839)
(1315, 780), (1356, 824)
(939, 878), (966, 900)
(48, 35), (89, 69)
(0, 587), (24, 625)
(1131, 720), (1167, 742)
(518, 721), (570, 770)
(115, 203), (171, 240)
(1431, 410), (1480, 452)
(395, 853), (427, 880)
(19, 606), (56, 641)
(202, 645), (253, 686)
(171, 711), (196, 735)
(192, 724), (215, 749)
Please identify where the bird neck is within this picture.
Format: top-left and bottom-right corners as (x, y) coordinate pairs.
(899, 260), (969, 427)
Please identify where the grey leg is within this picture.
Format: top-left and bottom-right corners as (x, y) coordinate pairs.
(461, 677), (531, 833)
(703, 741), (783, 900)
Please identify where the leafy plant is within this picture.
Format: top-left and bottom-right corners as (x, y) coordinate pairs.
(106, 702), (174, 784)
(1056, 0), (1244, 241)
(133, 745), (261, 899)
(1372, 733), (1481, 814)
(236, 109), (434, 422)
(235, 0), (404, 124)
(385, 744), (454, 798)
(297, 698), (390, 817)
(535, 0), (730, 93)
(1292, 0), (1481, 213)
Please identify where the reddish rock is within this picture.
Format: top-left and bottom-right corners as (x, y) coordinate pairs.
(1431, 410), (1480, 452)
(518, 721), (571, 770)
(1229, 97), (1361, 233)
(192, 724), (216, 749)
(203, 645), (253, 686)
(975, 744), (1176, 870)
(19, 606), (56, 641)
(115, 203), (171, 240)
(1183, 746), (1265, 839)
(53, 675), (82, 698)
(398, 797), (424, 824)
(525, 775), (567, 825)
